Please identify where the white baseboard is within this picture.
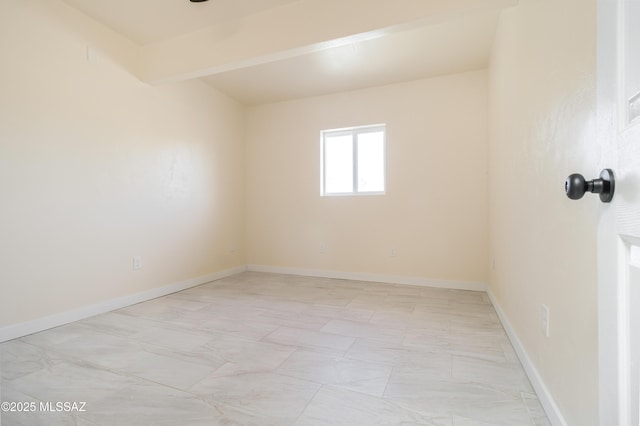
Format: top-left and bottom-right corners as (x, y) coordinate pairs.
(0, 266), (246, 343)
(487, 289), (567, 426)
(246, 264), (487, 292)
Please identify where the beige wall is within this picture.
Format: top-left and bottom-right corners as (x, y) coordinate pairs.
(0, 0), (245, 328)
(245, 71), (489, 285)
(488, 0), (598, 424)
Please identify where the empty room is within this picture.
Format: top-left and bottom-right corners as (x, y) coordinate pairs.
(1, 0), (635, 425)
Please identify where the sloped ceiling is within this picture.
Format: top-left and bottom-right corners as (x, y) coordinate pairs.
(60, 0), (516, 105)
(202, 11), (500, 105)
(61, 0), (301, 44)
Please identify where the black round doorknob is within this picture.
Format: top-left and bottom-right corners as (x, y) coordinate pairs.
(564, 169), (615, 203)
(565, 173), (588, 200)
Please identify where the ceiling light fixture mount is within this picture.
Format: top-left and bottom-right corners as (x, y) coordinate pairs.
(190, 0), (209, 2)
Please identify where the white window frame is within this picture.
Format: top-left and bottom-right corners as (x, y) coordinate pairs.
(320, 124), (386, 196)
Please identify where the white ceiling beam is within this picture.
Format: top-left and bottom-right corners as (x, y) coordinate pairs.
(139, 0), (517, 84)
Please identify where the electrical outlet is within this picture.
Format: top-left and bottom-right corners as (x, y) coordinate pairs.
(390, 247), (397, 257)
(319, 243), (325, 254)
(132, 256), (142, 271)
(541, 304), (550, 337)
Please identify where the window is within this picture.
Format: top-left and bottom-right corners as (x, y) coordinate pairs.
(321, 124), (386, 196)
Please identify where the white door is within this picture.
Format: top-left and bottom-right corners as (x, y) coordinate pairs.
(598, 0), (640, 424)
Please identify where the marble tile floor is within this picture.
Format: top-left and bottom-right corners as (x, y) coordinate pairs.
(0, 272), (551, 425)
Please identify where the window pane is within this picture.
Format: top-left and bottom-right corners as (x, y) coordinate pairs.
(324, 135), (353, 193)
(357, 131), (384, 192)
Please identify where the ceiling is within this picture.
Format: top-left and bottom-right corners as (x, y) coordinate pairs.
(60, 0), (512, 105)
(61, 0), (300, 44)
(202, 12), (500, 105)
